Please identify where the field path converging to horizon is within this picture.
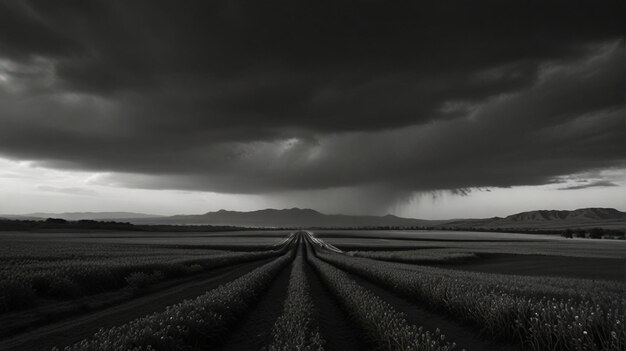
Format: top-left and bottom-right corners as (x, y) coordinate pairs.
(0, 230), (624, 351)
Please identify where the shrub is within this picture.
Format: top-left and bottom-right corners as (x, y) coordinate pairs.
(589, 228), (604, 239)
(574, 230), (587, 238)
(45, 218), (68, 224)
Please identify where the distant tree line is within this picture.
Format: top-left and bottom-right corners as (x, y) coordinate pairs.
(560, 227), (624, 239)
(1, 219), (622, 239)
(0, 218), (256, 232)
(307, 225), (624, 239)
(431, 226), (624, 239)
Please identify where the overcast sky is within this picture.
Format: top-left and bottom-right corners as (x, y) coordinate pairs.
(0, 0), (624, 218)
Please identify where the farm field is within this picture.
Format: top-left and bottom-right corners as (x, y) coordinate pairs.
(315, 230), (564, 241)
(0, 230), (290, 248)
(0, 230), (624, 351)
(323, 234), (626, 258)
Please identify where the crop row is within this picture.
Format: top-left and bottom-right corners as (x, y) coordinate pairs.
(336, 252), (625, 303)
(316, 249), (625, 351)
(349, 248), (478, 264)
(268, 244), (325, 351)
(57, 249), (295, 351)
(0, 244), (289, 313)
(0, 240), (228, 262)
(305, 241), (457, 351)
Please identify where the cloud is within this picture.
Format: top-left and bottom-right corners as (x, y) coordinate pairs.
(0, 0), (623, 210)
(558, 181), (620, 190)
(85, 44), (624, 194)
(37, 185), (98, 196)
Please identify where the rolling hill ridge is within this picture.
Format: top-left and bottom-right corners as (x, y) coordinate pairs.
(443, 208), (626, 230)
(3, 207), (624, 230)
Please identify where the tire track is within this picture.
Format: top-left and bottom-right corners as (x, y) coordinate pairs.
(303, 248), (365, 351)
(218, 259), (292, 351)
(348, 270), (521, 351)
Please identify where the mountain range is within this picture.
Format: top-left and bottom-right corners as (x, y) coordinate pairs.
(441, 208), (626, 230)
(4, 212), (159, 221)
(3, 207), (624, 230)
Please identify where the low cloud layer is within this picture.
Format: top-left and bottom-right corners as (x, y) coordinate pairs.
(558, 181), (620, 191)
(0, 0), (623, 210)
(37, 185), (98, 196)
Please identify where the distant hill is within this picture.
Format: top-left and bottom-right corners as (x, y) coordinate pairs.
(18, 212), (160, 221)
(3, 207), (624, 230)
(128, 208), (445, 228)
(126, 207), (625, 230)
(444, 208), (626, 230)
(505, 208), (625, 221)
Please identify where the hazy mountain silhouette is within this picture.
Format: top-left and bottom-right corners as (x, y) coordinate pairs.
(4, 207), (624, 229)
(505, 208), (625, 221)
(444, 208), (626, 230)
(125, 207), (624, 229)
(128, 208), (444, 228)
(18, 212), (159, 221)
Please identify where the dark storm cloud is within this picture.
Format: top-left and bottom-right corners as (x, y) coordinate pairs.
(0, 0), (624, 200)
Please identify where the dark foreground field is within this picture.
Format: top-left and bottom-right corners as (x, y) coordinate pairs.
(0, 230), (624, 351)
